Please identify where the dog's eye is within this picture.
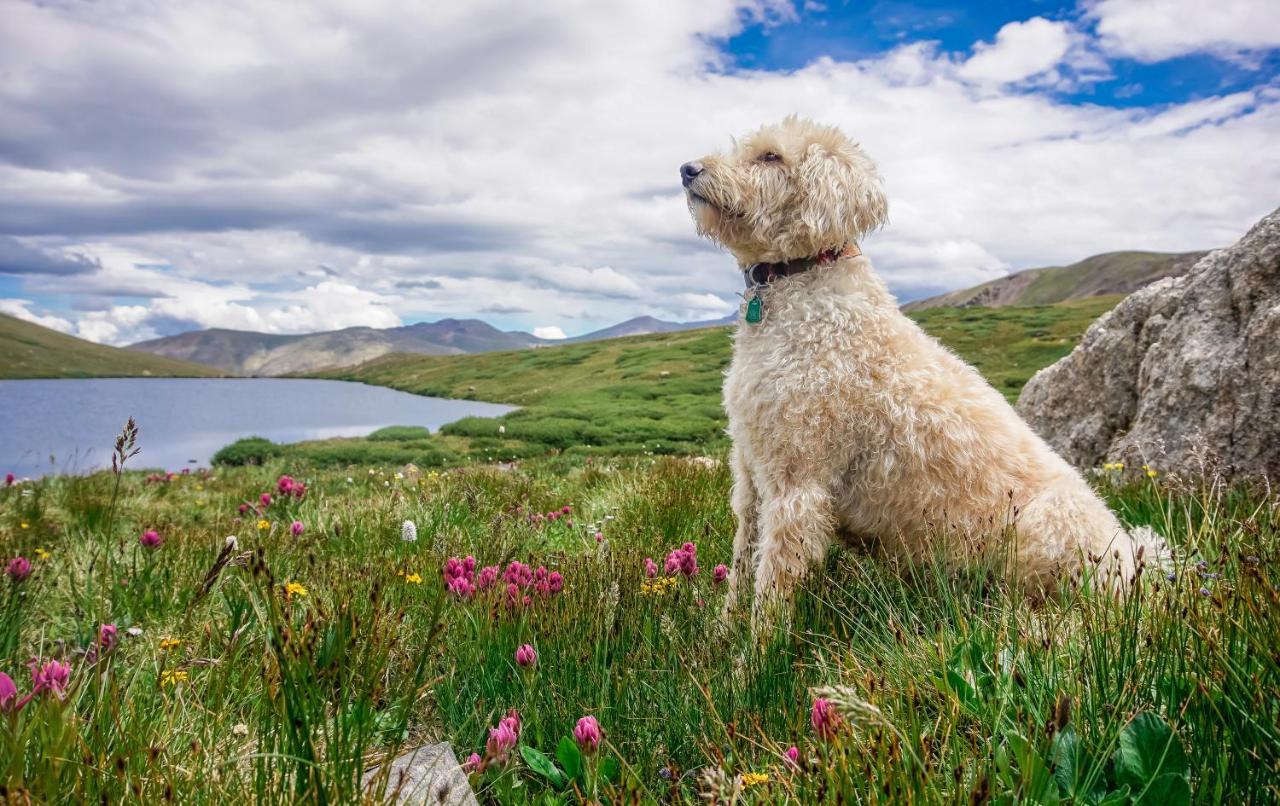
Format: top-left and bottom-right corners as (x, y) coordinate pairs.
(758, 151), (782, 163)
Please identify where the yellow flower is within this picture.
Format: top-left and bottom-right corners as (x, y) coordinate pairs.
(741, 772), (770, 787)
(640, 577), (678, 596)
(34, 547), (50, 560)
(257, 519), (270, 531)
(195, 484), (204, 491)
(159, 637), (182, 651)
(1102, 462), (1125, 472)
(20, 522), (29, 529)
(160, 669), (188, 687)
(285, 581), (308, 599)
(1142, 464), (1158, 478)
(404, 573), (423, 584)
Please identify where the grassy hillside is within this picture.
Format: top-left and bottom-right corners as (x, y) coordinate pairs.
(1, 455), (1274, 801)
(0, 313), (224, 379)
(218, 297), (1116, 468)
(904, 250), (1204, 311)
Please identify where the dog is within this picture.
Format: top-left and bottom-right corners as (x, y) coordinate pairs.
(681, 116), (1166, 626)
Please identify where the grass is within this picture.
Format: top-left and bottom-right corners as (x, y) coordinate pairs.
(0, 444), (1276, 802)
(272, 298), (1115, 468)
(0, 313), (224, 380)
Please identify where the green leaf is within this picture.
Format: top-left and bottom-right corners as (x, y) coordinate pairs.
(1113, 712), (1189, 791)
(1137, 773), (1191, 806)
(600, 755), (621, 783)
(1050, 727), (1080, 795)
(556, 736), (583, 783)
(520, 745), (567, 789)
(1096, 785), (1131, 806)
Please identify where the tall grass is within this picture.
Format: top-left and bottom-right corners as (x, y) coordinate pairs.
(0, 450), (1276, 802)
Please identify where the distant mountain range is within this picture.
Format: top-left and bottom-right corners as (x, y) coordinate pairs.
(0, 313), (223, 380)
(128, 314), (735, 376)
(902, 250), (1208, 312)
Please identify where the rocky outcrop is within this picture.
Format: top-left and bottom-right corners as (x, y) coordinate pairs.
(1017, 208), (1280, 482)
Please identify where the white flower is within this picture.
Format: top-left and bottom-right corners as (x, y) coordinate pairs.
(225, 535), (239, 550)
(401, 520), (417, 542)
(126, 627), (144, 637)
(498, 425), (506, 434)
(395, 472), (404, 480)
(346, 477), (353, 484)
(232, 723), (248, 737)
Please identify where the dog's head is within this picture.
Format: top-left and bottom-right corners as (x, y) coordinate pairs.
(680, 116), (887, 264)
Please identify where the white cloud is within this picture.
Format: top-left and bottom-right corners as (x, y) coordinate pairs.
(533, 326), (567, 339)
(0, 1), (1277, 344)
(959, 17), (1075, 84)
(1090, 0), (1280, 63)
(0, 298), (74, 333)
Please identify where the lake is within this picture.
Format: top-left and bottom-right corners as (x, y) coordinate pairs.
(0, 378), (514, 479)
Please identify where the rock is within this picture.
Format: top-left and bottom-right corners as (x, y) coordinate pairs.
(1017, 208), (1280, 482)
(362, 742), (478, 805)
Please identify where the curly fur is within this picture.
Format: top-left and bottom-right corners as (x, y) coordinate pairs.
(682, 117), (1166, 624)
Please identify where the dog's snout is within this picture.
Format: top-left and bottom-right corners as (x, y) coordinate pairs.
(680, 161), (704, 187)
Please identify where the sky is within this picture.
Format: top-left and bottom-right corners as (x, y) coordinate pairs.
(0, 0), (1277, 344)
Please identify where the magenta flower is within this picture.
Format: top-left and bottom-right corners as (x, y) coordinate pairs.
(644, 558), (658, 578)
(30, 659), (70, 700)
(785, 745), (800, 768)
(259, 493), (272, 507)
(811, 698), (840, 741)
(277, 475), (295, 495)
(573, 715), (602, 754)
(6, 556), (31, 583)
(664, 542), (699, 577)
(139, 530), (163, 549)
(463, 752), (482, 773)
(561, 505), (572, 515)
(238, 503), (250, 515)
(0, 672), (15, 711)
(548, 571), (563, 594)
(290, 521), (304, 537)
(515, 644), (536, 668)
(4, 473), (13, 487)
(713, 564), (729, 585)
(476, 565), (499, 590)
(486, 717), (519, 763)
(99, 624), (119, 653)
(595, 531), (603, 543)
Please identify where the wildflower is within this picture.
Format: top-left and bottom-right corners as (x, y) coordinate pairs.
(257, 520), (270, 531)
(34, 547), (50, 560)
(741, 772), (770, 787)
(98, 624), (119, 654)
(231, 723), (249, 737)
(401, 520), (417, 542)
(290, 521), (304, 537)
(1142, 464), (1158, 478)
(0, 672), (15, 711)
(811, 698), (841, 740)
(285, 581), (308, 599)
(277, 475), (295, 495)
(30, 659), (70, 700)
(515, 644), (536, 668)
(713, 564), (729, 585)
(476, 565), (499, 590)
(159, 637), (182, 651)
(19, 522), (28, 530)
(160, 669), (188, 687)
(1199, 587), (1211, 596)
(644, 558), (658, 578)
(139, 529), (163, 549)
(463, 752), (482, 772)
(595, 531), (604, 543)
(6, 556), (31, 583)
(225, 535), (239, 550)
(561, 505), (572, 515)
(486, 717), (518, 764)
(404, 573), (423, 584)
(238, 503), (250, 515)
(784, 746), (800, 769)
(4, 473), (13, 486)
(126, 627), (143, 638)
(548, 571), (563, 594)
(573, 715), (602, 754)
(260, 493), (272, 507)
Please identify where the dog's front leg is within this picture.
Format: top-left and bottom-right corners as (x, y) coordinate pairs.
(752, 478), (834, 632)
(723, 446), (758, 618)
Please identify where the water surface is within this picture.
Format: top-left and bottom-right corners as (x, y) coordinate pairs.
(0, 378), (513, 478)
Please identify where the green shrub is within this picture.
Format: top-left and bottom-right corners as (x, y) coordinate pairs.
(211, 436), (281, 466)
(367, 425), (433, 441)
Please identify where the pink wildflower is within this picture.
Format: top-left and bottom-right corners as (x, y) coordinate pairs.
(573, 715), (602, 754)
(276, 475), (295, 495)
(30, 659), (70, 700)
(664, 542), (699, 577)
(476, 565), (499, 590)
(515, 644), (536, 668)
(260, 493), (272, 507)
(548, 571), (563, 594)
(561, 505), (572, 515)
(811, 698), (840, 741)
(595, 531), (603, 543)
(99, 624), (119, 653)
(4, 473), (14, 487)
(486, 717), (518, 763)
(238, 503), (250, 515)
(6, 556), (31, 583)
(463, 752), (482, 773)
(139, 530), (163, 549)
(785, 746), (800, 769)
(713, 564), (729, 585)
(0, 672), (15, 712)
(290, 521), (304, 537)
(644, 558), (658, 578)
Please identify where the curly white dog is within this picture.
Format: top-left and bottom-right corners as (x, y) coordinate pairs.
(681, 117), (1165, 625)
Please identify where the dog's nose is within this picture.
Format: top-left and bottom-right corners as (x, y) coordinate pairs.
(680, 161), (704, 187)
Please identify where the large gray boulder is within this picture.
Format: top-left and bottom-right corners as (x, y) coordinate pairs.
(1017, 207), (1280, 482)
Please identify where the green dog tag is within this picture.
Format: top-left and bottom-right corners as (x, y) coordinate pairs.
(745, 295), (762, 324)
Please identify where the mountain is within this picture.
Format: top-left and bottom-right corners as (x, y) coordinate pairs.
(902, 250), (1208, 312)
(569, 314), (735, 342)
(130, 318), (542, 376)
(0, 313), (224, 379)
(129, 314), (736, 376)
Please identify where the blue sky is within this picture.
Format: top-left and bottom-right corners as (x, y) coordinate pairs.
(0, 0), (1277, 343)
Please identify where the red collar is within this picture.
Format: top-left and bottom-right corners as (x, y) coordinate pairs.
(743, 243), (860, 289)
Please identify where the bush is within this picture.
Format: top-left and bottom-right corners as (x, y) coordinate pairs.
(211, 436), (281, 466)
(367, 425), (433, 441)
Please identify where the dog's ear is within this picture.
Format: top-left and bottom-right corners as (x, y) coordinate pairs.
(796, 142), (888, 244)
